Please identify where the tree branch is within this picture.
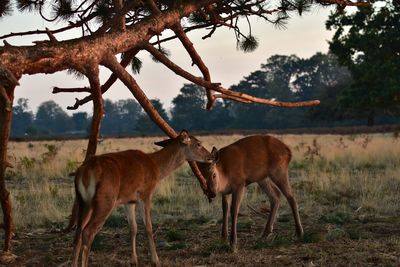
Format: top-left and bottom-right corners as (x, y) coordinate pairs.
(143, 43), (320, 108)
(84, 64), (103, 158)
(113, 0), (126, 32)
(172, 23), (216, 110)
(145, 0), (162, 15)
(317, 0), (370, 6)
(213, 93), (252, 104)
(0, 13), (98, 40)
(66, 48), (139, 110)
(52, 86), (90, 94)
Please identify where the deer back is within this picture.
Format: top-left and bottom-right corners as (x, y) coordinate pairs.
(76, 150), (159, 203)
(220, 135), (291, 181)
(199, 135), (292, 194)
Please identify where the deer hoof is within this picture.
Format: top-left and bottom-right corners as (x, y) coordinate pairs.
(230, 244), (238, 253)
(152, 260), (161, 267)
(259, 232), (276, 242)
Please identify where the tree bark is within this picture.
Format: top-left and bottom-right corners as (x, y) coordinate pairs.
(0, 85), (15, 252)
(84, 65), (103, 158)
(0, 2), (213, 77)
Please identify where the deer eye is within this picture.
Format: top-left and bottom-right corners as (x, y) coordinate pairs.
(197, 142), (201, 147)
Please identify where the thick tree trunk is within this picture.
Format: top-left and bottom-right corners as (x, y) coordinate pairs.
(85, 66), (103, 158)
(0, 86), (15, 252)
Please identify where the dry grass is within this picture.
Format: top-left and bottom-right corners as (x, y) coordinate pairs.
(3, 133), (399, 227)
(2, 133), (400, 266)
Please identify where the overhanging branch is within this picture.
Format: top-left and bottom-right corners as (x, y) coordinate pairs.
(172, 23), (216, 110)
(143, 43), (320, 108)
(52, 86), (90, 94)
(65, 49), (139, 110)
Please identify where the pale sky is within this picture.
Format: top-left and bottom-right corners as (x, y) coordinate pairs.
(0, 6), (335, 114)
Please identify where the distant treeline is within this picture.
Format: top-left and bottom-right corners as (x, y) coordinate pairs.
(11, 52), (400, 138)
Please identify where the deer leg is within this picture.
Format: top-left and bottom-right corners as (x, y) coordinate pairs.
(80, 200), (115, 267)
(230, 186), (245, 252)
(64, 198), (78, 233)
(142, 198), (160, 267)
(72, 197), (93, 267)
(258, 179), (281, 239)
(272, 170), (303, 240)
(221, 194), (229, 240)
(126, 203), (138, 266)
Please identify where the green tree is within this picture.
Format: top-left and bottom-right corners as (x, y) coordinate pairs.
(72, 112), (90, 133)
(137, 99), (169, 134)
(294, 53), (351, 101)
(136, 98), (169, 134)
(11, 98), (34, 137)
(171, 84), (231, 131)
(35, 100), (73, 134)
(101, 99), (141, 135)
(327, 0), (400, 125)
(229, 55), (303, 129)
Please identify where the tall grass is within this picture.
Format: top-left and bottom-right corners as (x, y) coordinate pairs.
(2, 133), (399, 228)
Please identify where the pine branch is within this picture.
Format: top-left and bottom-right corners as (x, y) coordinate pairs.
(0, 13), (97, 40)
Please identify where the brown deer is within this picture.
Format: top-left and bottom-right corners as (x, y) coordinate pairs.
(72, 131), (213, 267)
(197, 135), (303, 251)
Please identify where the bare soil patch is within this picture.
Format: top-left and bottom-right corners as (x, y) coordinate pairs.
(4, 213), (400, 266)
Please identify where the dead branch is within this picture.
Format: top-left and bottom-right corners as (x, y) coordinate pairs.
(66, 49), (139, 110)
(317, 0), (370, 6)
(0, 13), (98, 40)
(143, 43), (320, 108)
(45, 28), (58, 43)
(213, 93), (252, 104)
(52, 86), (90, 94)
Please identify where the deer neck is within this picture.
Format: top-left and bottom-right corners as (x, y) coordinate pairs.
(150, 144), (186, 179)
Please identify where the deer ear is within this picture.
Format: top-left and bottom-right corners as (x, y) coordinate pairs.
(179, 130), (191, 145)
(211, 146), (219, 162)
(154, 138), (172, 147)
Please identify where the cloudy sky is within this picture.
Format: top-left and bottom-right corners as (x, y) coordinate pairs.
(1, 6), (335, 114)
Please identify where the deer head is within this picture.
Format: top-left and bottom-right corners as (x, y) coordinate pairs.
(197, 146), (220, 198)
(154, 130), (213, 163)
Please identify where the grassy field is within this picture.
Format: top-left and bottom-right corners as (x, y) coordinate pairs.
(1, 133), (400, 266)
